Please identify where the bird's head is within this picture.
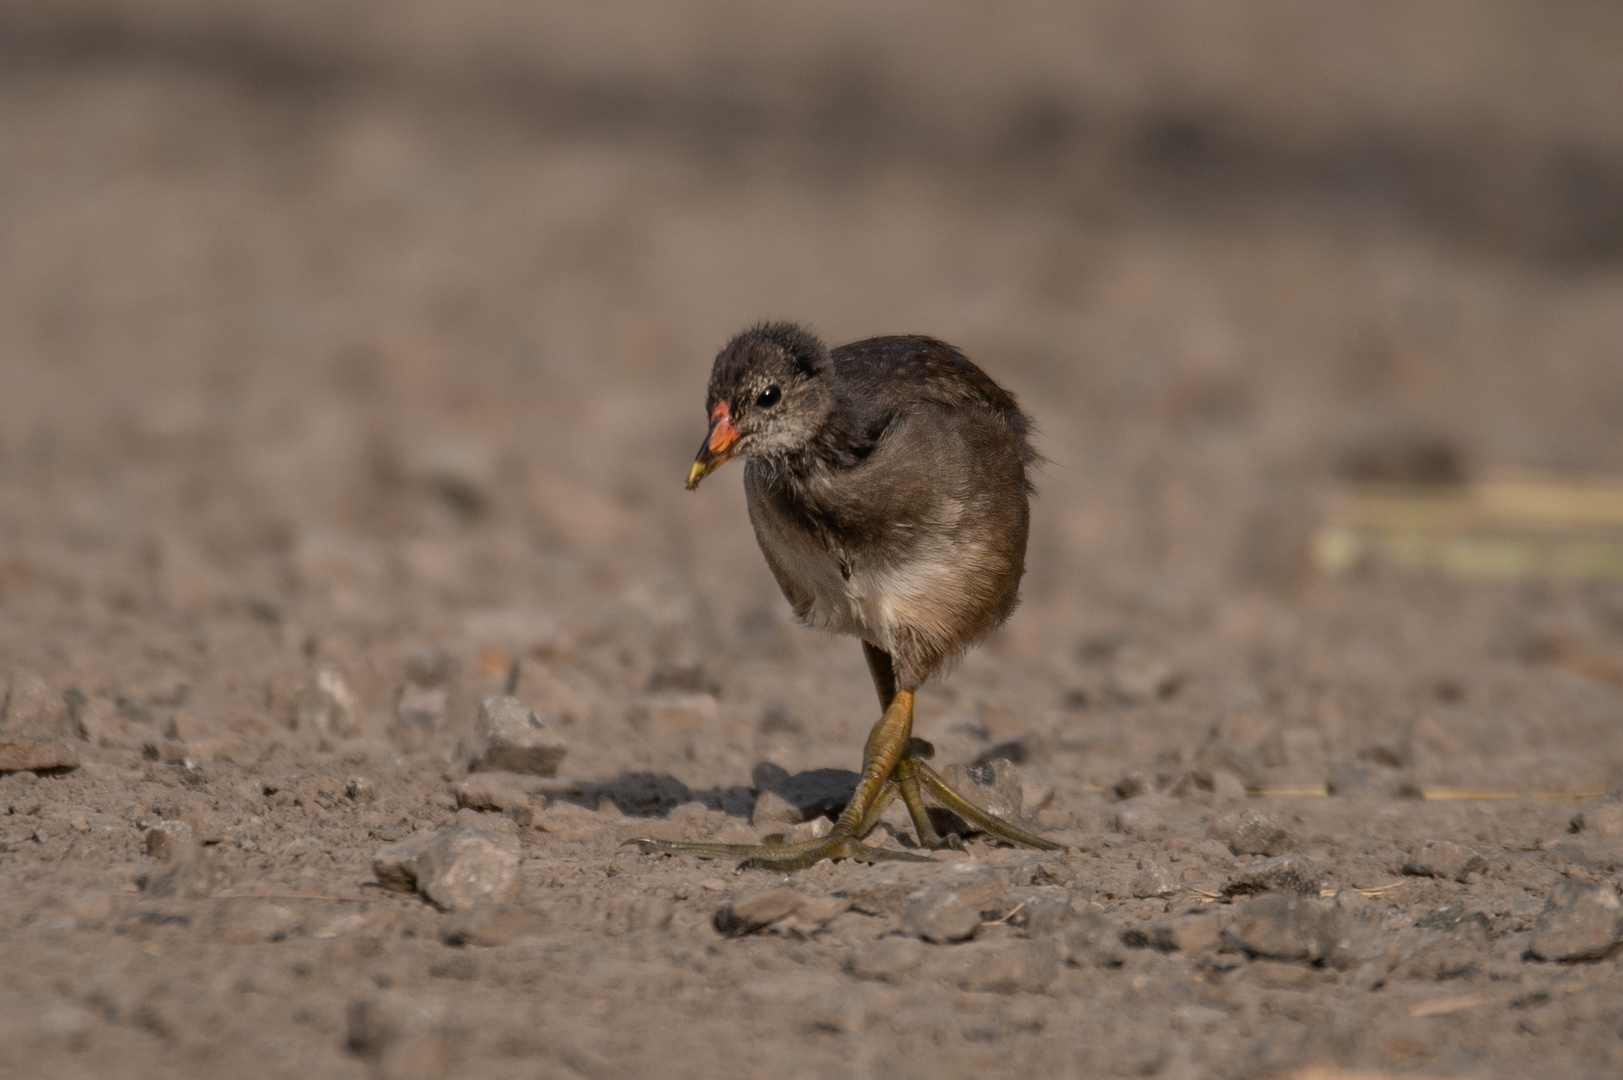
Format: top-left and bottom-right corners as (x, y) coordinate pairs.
(687, 322), (834, 489)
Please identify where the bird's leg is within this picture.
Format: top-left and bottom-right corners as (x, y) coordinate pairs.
(626, 689), (934, 870)
(870, 644), (1061, 852)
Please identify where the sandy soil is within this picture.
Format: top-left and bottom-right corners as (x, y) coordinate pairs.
(2, 4), (1622, 1078)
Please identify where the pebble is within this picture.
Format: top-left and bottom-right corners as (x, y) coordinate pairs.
(441, 903), (549, 946)
(714, 887), (804, 936)
(987, 887), (1076, 938)
(1221, 893), (1340, 962)
(1206, 809), (1299, 856)
(468, 696), (567, 777)
(1526, 880), (1623, 962)
(1223, 852), (1322, 896)
(453, 771), (541, 814)
(0, 737), (79, 775)
(1, 671), (75, 739)
(941, 759), (1026, 821)
(296, 664), (360, 740)
(1129, 864), (1180, 899)
(373, 823), (522, 910)
(902, 888), (980, 943)
(1402, 840), (1487, 883)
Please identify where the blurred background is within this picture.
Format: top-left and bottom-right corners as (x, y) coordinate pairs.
(2, 0), (1621, 792)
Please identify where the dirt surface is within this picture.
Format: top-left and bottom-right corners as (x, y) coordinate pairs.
(3, 4), (1623, 1078)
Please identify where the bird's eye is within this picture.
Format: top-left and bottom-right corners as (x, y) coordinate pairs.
(756, 385), (782, 408)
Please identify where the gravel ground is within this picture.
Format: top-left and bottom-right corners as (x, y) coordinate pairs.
(2, 4), (1622, 1079)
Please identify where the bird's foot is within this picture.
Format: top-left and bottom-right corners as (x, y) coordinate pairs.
(909, 758), (1064, 852)
(625, 830), (933, 872)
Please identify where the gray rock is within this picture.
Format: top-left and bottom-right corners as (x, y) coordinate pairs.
(416, 825), (522, 911)
(373, 825), (521, 910)
(1527, 880), (1623, 962)
(1130, 864), (1180, 899)
(1327, 759), (1419, 798)
(986, 887), (1077, 938)
(941, 759), (1026, 821)
(715, 887), (803, 936)
(296, 664), (359, 740)
(469, 696), (566, 777)
(372, 834), (435, 894)
(0, 737), (79, 775)
(1223, 852), (1322, 896)
(750, 788), (802, 827)
(1, 672), (74, 739)
(1222, 894), (1340, 962)
(903, 887), (980, 943)
(453, 771), (540, 814)
(441, 903), (549, 946)
(1207, 809), (1299, 856)
(845, 936), (927, 982)
(1402, 840), (1487, 883)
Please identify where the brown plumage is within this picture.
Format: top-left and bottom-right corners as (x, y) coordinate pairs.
(651, 322), (1057, 870)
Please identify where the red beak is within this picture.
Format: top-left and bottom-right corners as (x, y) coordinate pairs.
(687, 401), (740, 490)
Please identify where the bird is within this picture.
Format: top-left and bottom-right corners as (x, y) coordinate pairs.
(633, 322), (1060, 871)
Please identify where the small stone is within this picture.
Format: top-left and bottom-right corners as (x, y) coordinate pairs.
(382, 433), (498, 514)
(1527, 880), (1623, 962)
(750, 788), (801, 827)
(296, 664), (359, 739)
(1327, 759), (1419, 798)
(942, 759), (1026, 821)
(1109, 649), (1181, 702)
(1207, 810), (1299, 857)
(469, 696), (567, 776)
(1221, 893), (1340, 962)
(1130, 864), (1180, 899)
(0, 737), (79, 774)
(903, 888), (981, 944)
(372, 835), (434, 894)
(145, 821), (196, 861)
(1223, 852), (1322, 896)
(2, 671), (74, 739)
(715, 887), (803, 936)
(346, 776), (378, 803)
(415, 824), (522, 911)
(933, 937), (1062, 994)
(845, 936), (926, 982)
(454, 771), (540, 814)
(986, 888), (1076, 938)
(1112, 773), (1148, 800)
(441, 903), (549, 946)
(794, 894), (850, 925)
(1402, 840), (1487, 884)
(1058, 905), (1124, 967)
(784, 817), (833, 844)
